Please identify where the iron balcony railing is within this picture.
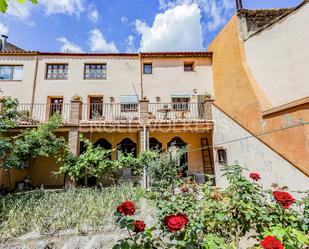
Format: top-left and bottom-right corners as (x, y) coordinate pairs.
(148, 102), (205, 120)
(17, 103), (71, 124)
(81, 103), (140, 122)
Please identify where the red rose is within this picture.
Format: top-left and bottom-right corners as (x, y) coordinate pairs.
(249, 172), (261, 181)
(163, 214), (189, 232)
(273, 191), (295, 209)
(117, 201), (136, 216)
(260, 236), (283, 249)
(133, 220), (146, 233)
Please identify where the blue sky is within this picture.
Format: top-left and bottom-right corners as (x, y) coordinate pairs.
(0, 0), (303, 53)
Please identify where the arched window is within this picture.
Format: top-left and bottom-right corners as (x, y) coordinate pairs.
(167, 137), (188, 175)
(94, 138), (112, 160)
(117, 138), (137, 158)
(149, 137), (162, 151)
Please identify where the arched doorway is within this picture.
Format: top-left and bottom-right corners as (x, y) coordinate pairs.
(167, 137), (188, 176)
(79, 138), (112, 187)
(94, 138), (112, 159)
(149, 137), (162, 151)
(117, 138), (137, 158)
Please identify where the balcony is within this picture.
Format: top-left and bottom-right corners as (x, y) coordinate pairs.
(14, 99), (213, 128)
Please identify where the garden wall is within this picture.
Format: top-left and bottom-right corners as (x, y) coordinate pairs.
(212, 105), (309, 193)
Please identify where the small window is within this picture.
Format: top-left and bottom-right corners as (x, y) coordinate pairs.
(46, 64), (68, 80)
(84, 64), (107, 80)
(143, 63), (152, 74)
(120, 95), (138, 112)
(184, 62), (194, 72)
(49, 97), (63, 117)
(217, 149), (227, 165)
(0, 65), (23, 81)
(172, 97), (190, 111)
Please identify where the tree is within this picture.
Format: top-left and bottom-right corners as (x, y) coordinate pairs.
(0, 0), (38, 13)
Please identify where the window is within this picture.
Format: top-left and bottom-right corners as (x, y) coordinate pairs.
(143, 63), (152, 74)
(84, 64), (107, 79)
(217, 149), (227, 165)
(46, 64), (68, 80)
(0, 65), (23, 81)
(49, 97), (63, 117)
(172, 96), (190, 111)
(89, 96), (103, 119)
(120, 95), (138, 112)
(184, 62), (194, 72)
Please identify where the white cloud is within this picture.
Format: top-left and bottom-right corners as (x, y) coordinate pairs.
(158, 0), (235, 32)
(88, 29), (119, 53)
(121, 16), (128, 24)
(135, 4), (204, 52)
(125, 35), (136, 53)
(5, 1), (33, 22)
(0, 22), (9, 36)
(40, 0), (85, 16)
(57, 37), (84, 53)
(88, 6), (99, 23)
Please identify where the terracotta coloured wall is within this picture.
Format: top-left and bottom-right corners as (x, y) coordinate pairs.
(209, 15), (309, 176)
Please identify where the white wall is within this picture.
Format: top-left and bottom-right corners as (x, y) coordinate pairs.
(34, 56), (141, 104)
(245, 3), (309, 107)
(213, 105), (309, 193)
(0, 55), (213, 104)
(142, 57), (213, 102)
(0, 56), (36, 103)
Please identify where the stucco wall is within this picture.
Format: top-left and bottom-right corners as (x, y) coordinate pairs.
(142, 58), (213, 102)
(245, 4), (309, 107)
(0, 56), (36, 102)
(213, 105), (309, 192)
(33, 56), (140, 104)
(0, 55), (213, 105)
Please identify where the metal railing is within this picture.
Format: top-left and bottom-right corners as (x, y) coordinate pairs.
(148, 102), (205, 120)
(81, 103), (140, 122)
(17, 103), (71, 124)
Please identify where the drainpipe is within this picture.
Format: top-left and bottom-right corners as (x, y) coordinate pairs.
(30, 56), (39, 116)
(139, 53), (144, 99)
(142, 126), (147, 188)
(236, 0), (243, 11)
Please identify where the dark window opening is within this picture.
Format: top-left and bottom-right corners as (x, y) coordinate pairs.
(168, 137), (188, 176)
(143, 63), (152, 74)
(117, 138), (137, 158)
(89, 97), (103, 119)
(217, 149), (227, 165)
(149, 137), (162, 151)
(49, 98), (63, 117)
(184, 62), (194, 72)
(172, 97), (190, 111)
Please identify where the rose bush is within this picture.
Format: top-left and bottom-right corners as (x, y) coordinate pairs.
(113, 164), (309, 248)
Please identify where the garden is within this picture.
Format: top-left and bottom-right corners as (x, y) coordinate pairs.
(0, 97), (308, 249)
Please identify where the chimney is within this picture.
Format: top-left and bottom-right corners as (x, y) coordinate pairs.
(1, 35), (8, 51)
(236, 0), (243, 11)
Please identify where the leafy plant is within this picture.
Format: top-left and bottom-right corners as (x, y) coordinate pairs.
(58, 136), (120, 182)
(3, 114), (65, 169)
(0, 0), (38, 13)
